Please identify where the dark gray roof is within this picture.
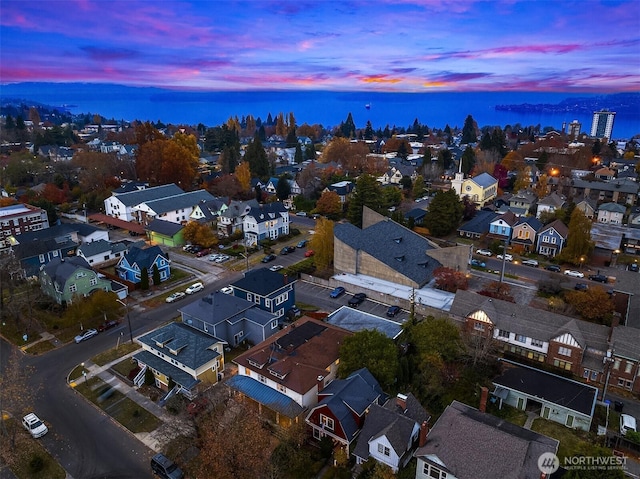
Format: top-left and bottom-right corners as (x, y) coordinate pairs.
(590, 222), (640, 251)
(494, 361), (598, 416)
(611, 326), (640, 362)
(72, 223), (108, 238)
(231, 268), (295, 296)
(540, 219), (568, 238)
(457, 210), (497, 235)
(146, 219), (183, 236)
(77, 239), (121, 257)
(515, 216), (542, 231)
(384, 393), (429, 424)
(41, 256), (92, 283)
(133, 350), (199, 390)
(414, 400), (558, 479)
(537, 192), (565, 207)
(179, 291), (276, 328)
(404, 208), (427, 220)
(143, 190), (215, 215)
(113, 184), (184, 207)
(325, 306), (403, 339)
(194, 198), (228, 220)
(220, 199), (259, 218)
(572, 177), (639, 194)
(334, 219), (441, 287)
(470, 172), (497, 188)
(245, 202), (288, 224)
(122, 245), (166, 270)
(449, 290), (609, 352)
(14, 223), (78, 244)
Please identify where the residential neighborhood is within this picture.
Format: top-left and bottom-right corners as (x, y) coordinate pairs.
(1, 104), (640, 479)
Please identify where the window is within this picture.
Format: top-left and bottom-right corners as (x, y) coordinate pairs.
(271, 320), (278, 330)
(613, 359), (620, 370)
(558, 346), (572, 357)
(247, 293), (252, 302)
(515, 334), (526, 343)
(377, 443), (390, 456)
(474, 322), (485, 331)
(553, 359), (572, 371)
(90, 278), (98, 286)
(531, 339), (544, 348)
(277, 384), (287, 393)
(258, 374), (267, 384)
(583, 369), (590, 379)
(625, 362), (633, 374)
(423, 463), (448, 479)
(498, 330), (510, 339)
(591, 371), (598, 381)
(320, 414), (334, 432)
(69, 284), (77, 293)
(39, 254), (45, 263)
(234, 331), (244, 345)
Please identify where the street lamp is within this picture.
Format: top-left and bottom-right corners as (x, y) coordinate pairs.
(580, 256), (586, 270)
(115, 298), (134, 344)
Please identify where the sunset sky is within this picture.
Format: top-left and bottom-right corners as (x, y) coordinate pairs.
(1, 0), (639, 92)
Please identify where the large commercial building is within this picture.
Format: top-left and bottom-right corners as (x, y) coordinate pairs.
(590, 110), (616, 139)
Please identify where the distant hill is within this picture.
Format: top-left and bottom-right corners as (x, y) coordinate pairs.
(495, 92), (640, 116)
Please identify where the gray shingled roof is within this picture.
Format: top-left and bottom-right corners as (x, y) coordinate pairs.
(122, 245), (166, 270)
(611, 326), (640, 362)
(598, 202), (626, 213)
(231, 268), (295, 296)
(334, 219), (441, 287)
(146, 219), (183, 236)
(178, 291), (275, 328)
(77, 239), (122, 257)
(415, 400), (558, 479)
(41, 256), (92, 283)
(572, 177), (639, 194)
(470, 172), (497, 188)
(245, 202), (288, 224)
(143, 190), (216, 215)
(114, 184), (184, 207)
(458, 210), (497, 235)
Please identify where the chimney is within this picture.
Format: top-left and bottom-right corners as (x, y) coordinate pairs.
(419, 421), (429, 447)
(396, 393), (408, 412)
(479, 386), (489, 413)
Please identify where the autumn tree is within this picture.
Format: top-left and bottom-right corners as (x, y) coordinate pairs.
(315, 190), (342, 218)
(512, 166), (531, 192)
(535, 173), (549, 199)
(559, 209), (594, 265)
(347, 174), (382, 228)
(433, 267), (469, 293)
(565, 288), (615, 325)
(338, 329), (399, 389)
(478, 281), (515, 302)
(233, 161), (250, 192)
(424, 189), (463, 237)
(310, 218), (334, 270)
(182, 221), (218, 248)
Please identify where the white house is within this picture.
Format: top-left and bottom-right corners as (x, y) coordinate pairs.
(243, 202), (290, 247)
(597, 202), (626, 224)
(104, 184), (184, 222)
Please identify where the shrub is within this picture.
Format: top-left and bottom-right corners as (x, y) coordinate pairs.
(29, 455), (44, 473)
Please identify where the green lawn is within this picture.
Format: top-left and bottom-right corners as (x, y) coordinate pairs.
(91, 342), (140, 366)
(531, 418), (594, 460)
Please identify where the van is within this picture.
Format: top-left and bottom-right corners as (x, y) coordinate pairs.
(151, 453), (183, 479)
(620, 413), (637, 436)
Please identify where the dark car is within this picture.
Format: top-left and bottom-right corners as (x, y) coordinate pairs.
(329, 286), (346, 298)
(386, 305), (401, 317)
(151, 453), (183, 479)
(280, 246), (296, 255)
(545, 264), (561, 272)
(297, 240), (308, 248)
(629, 263), (639, 272)
(348, 293), (367, 307)
(261, 254), (277, 263)
(98, 320), (120, 332)
(574, 283), (588, 291)
(588, 274), (608, 283)
(195, 248), (210, 257)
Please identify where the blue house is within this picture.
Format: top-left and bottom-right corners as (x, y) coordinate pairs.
(487, 211), (518, 242)
(536, 219), (569, 257)
(116, 245), (170, 284)
(231, 268), (296, 321)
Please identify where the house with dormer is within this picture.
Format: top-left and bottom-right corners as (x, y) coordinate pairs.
(264, 177), (302, 197)
(536, 191), (566, 219)
(324, 181), (355, 205)
(487, 211), (518, 242)
(104, 184), (184, 222)
(39, 256), (112, 305)
(306, 368), (387, 454)
(76, 239), (127, 266)
(229, 317), (352, 426)
(133, 322), (225, 399)
(116, 245), (170, 284)
(510, 217), (542, 253)
(217, 199), (259, 237)
(597, 202), (626, 224)
(536, 219), (569, 257)
(575, 195), (597, 220)
(178, 291), (281, 347)
(134, 189), (216, 225)
(507, 189), (537, 217)
(189, 197), (229, 226)
(242, 202), (290, 247)
(230, 268), (296, 321)
(11, 224), (82, 277)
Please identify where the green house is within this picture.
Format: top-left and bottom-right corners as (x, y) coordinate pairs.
(146, 219), (185, 247)
(40, 256), (112, 305)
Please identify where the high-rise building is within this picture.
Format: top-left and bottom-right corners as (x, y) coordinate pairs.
(568, 120), (581, 140)
(590, 110), (616, 139)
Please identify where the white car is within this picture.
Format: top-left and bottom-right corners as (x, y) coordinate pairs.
(165, 292), (186, 303)
(621, 414), (637, 436)
(563, 270), (584, 278)
(185, 282), (204, 294)
(220, 286), (233, 295)
(207, 254), (220, 261)
(22, 413), (48, 438)
(497, 254), (513, 261)
(269, 265), (284, 272)
(215, 255), (230, 263)
(476, 249), (493, 257)
(74, 328), (98, 344)
(522, 259), (539, 267)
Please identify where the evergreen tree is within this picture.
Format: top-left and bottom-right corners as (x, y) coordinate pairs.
(294, 143), (304, 164)
(347, 174), (382, 228)
(462, 145), (476, 175)
(437, 149), (453, 170)
(258, 124), (266, 141)
(275, 176), (291, 201)
(152, 264), (161, 286)
(536, 151), (549, 171)
(364, 120), (374, 140)
(480, 132), (493, 150)
(140, 267), (149, 290)
(559, 209), (594, 265)
(305, 144), (316, 160)
(461, 114), (477, 144)
(341, 112), (356, 138)
(424, 189), (463, 237)
(245, 134), (270, 179)
(286, 128), (298, 148)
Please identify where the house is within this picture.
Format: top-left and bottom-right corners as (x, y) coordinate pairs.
(536, 219), (568, 257)
(510, 216), (542, 253)
(0, 203), (50, 249)
(450, 171), (498, 207)
(404, 208), (427, 226)
(378, 165), (417, 186)
(628, 207), (640, 229)
(230, 268), (296, 320)
(134, 189), (216, 225)
(39, 256), (112, 305)
(132, 322), (225, 399)
(264, 177), (302, 197)
(507, 189), (537, 216)
(492, 360), (598, 431)
(609, 327), (640, 394)
(596, 202), (626, 224)
(189, 198), (229, 225)
(562, 177), (638, 206)
(574, 195), (597, 220)
(146, 219), (184, 247)
(178, 291), (281, 347)
(76, 239), (127, 266)
(242, 202), (290, 247)
(595, 166), (616, 181)
(116, 245), (170, 284)
(306, 368), (386, 454)
(229, 317), (352, 426)
(536, 192), (566, 219)
(457, 210), (496, 240)
(353, 393), (429, 472)
(104, 184), (184, 222)
(11, 224), (81, 277)
(590, 222), (640, 256)
(217, 199), (259, 237)
(324, 181), (355, 205)
(414, 400), (559, 479)
(449, 290), (610, 380)
(487, 211), (518, 242)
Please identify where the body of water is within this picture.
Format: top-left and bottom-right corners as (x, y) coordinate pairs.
(2, 83), (639, 139)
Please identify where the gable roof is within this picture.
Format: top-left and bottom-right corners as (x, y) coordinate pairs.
(414, 400), (558, 479)
(458, 210), (497, 235)
(537, 192), (566, 207)
(334, 219), (441, 287)
(540, 219), (568, 238)
(41, 256), (93, 283)
(77, 239), (127, 257)
(598, 202), (626, 213)
(245, 202), (288, 224)
(178, 291), (273, 328)
(491, 210), (518, 227)
(121, 245), (166, 270)
(470, 172), (497, 189)
(146, 218), (184, 236)
(514, 216), (542, 231)
(231, 267), (295, 296)
(142, 189), (216, 215)
(112, 184), (184, 207)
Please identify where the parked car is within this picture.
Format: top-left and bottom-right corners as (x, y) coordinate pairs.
(185, 282), (204, 295)
(386, 305), (401, 317)
(329, 286), (346, 298)
(261, 254), (277, 263)
(182, 244), (194, 252)
(195, 249), (210, 257)
(348, 293), (367, 307)
(574, 283), (588, 291)
(522, 259), (539, 267)
(296, 211), (308, 216)
(220, 286), (233, 295)
(269, 265), (284, 272)
(620, 414), (637, 436)
(207, 254), (220, 261)
(629, 263), (639, 272)
(497, 254), (513, 261)
(215, 254), (230, 263)
(564, 270), (584, 278)
(22, 413), (48, 439)
(280, 246), (296, 255)
(189, 245), (203, 254)
(588, 274), (608, 283)
(166, 292), (186, 303)
(297, 240), (308, 248)
(98, 320), (120, 332)
(151, 453), (184, 479)
(304, 250), (315, 257)
(476, 249), (492, 256)
(470, 259), (486, 268)
(545, 264), (561, 272)
(74, 328), (98, 344)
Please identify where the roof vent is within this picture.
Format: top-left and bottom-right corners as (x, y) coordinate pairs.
(317, 375), (324, 381)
